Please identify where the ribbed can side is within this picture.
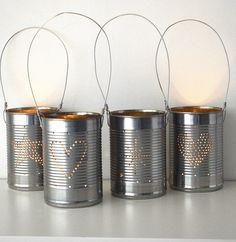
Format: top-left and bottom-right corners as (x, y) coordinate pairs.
(7, 120), (43, 190)
(169, 114), (223, 192)
(43, 116), (102, 208)
(110, 127), (166, 199)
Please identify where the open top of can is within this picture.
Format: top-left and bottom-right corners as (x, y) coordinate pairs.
(170, 106), (223, 125)
(109, 109), (166, 130)
(110, 109), (165, 118)
(43, 112), (101, 120)
(6, 107), (57, 114)
(6, 107), (57, 126)
(170, 106), (222, 113)
(42, 112), (102, 132)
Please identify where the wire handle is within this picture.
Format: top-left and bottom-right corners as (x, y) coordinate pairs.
(94, 13), (171, 126)
(155, 19), (231, 121)
(27, 12), (112, 127)
(0, 26), (69, 124)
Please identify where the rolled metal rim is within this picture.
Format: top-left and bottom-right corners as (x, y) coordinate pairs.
(43, 111), (101, 120)
(170, 106), (222, 114)
(6, 106), (57, 114)
(110, 109), (165, 118)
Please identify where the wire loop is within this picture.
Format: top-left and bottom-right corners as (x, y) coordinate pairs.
(27, 12), (112, 127)
(94, 13), (171, 121)
(155, 19), (231, 121)
(0, 26), (69, 124)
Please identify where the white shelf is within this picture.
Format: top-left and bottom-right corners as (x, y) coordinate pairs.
(0, 179), (236, 241)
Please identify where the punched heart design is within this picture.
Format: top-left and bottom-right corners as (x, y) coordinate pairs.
(177, 132), (212, 166)
(50, 139), (87, 180)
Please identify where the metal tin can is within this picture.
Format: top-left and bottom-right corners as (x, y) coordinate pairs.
(42, 112), (102, 207)
(169, 106), (223, 192)
(7, 107), (57, 191)
(110, 109), (166, 199)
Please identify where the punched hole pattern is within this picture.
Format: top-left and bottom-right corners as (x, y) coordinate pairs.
(49, 138), (88, 185)
(177, 132), (212, 167)
(12, 136), (43, 169)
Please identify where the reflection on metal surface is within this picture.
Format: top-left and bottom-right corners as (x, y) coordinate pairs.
(7, 108), (56, 191)
(43, 112), (102, 207)
(170, 106), (223, 192)
(110, 109), (166, 199)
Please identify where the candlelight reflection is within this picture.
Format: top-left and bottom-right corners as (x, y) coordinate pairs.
(172, 75), (223, 105)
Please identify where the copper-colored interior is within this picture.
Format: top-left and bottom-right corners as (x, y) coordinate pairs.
(7, 107), (57, 114)
(111, 110), (164, 117)
(44, 112), (100, 120)
(170, 106), (222, 113)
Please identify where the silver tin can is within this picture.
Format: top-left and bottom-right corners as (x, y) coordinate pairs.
(169, 106), (223, 192)
(42, 112), (102, 208)
(110, 110), (166, 199)
(6, 107), (57, 191)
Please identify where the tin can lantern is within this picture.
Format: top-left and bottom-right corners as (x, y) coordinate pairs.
(94, 13), (171, 199)
(169, 106), (224, 191)
(6, 107), (57, 190)
(27, 12), (112, 207)
(154, 19), (230, 192)
(42, 112), (102, 207)
(109, 110), (166, 199)
(0, 27), (69, 190)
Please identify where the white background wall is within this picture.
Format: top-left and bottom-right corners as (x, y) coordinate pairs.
(0, 0), (235, 179)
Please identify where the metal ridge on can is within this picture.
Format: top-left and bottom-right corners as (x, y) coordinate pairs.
(110, 109), (166, 199)
(7, 106), (57, 191)
(42, 111), (103, 207)
(169, 105), (224, 192)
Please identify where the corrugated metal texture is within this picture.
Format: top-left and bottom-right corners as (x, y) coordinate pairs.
(169, 109), (223, 192)
(110, 110), (166, 199)
(7, 112), (44, 191)
(43, 113), (102, 207)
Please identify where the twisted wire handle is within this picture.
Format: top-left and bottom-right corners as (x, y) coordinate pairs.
(0, 26), (69, 123)
(94, 13), (171, 123)
(27, 12), (112, 127)
(155, 19), (231, 121)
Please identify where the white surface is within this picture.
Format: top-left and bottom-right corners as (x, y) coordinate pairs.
(0, 0), (236, 179)
(0, 179), (236, 241)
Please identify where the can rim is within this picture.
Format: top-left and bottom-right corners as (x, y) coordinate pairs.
(43, 111), (101, 120)
(110, 109), (165, 118)
(170, 106), (222, 113)
(6, 106), (57, 114)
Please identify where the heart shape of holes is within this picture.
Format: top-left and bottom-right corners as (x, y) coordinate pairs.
(177, 132), (212, 166)
(50, 139), (87, 179)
